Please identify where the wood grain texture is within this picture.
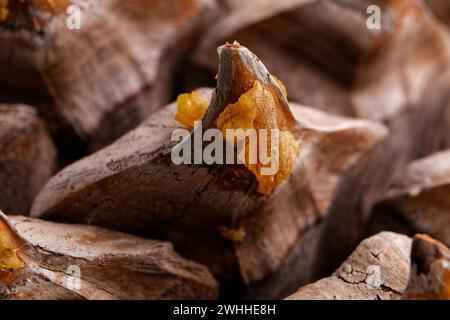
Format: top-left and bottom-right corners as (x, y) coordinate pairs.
(0, 212), (218, 300)
(0, 0), (216, 152)
(0, 104), (56, 215)
(370, 150), (450, 247)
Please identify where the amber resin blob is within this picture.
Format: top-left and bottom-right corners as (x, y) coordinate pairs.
(0, 217), (24, 271)
(176, 76), (299, 195)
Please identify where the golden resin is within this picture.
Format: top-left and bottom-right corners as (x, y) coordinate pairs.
(217, 80), (299, 194)
(444, 270), (450, 299)
(176, 78), (298, 194)
(0, 221), (24, 271)
(176, 91), (209, 128)
(218, 226), (246, 243)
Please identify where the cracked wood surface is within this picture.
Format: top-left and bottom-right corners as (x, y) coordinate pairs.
(286, 232), (412, 300)
(0, 212), (218, 300)
(0, 104), (56, 214)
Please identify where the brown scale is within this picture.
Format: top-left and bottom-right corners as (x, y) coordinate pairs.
(0, 0), (68, 30)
